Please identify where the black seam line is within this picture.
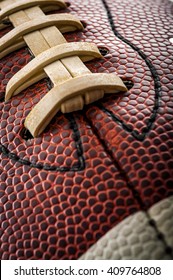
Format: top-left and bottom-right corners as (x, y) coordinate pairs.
(101, 0), (162, 141)
(0, 114), (85, 172)
(84, 114), (147, 211)
(147, 212), (173, 258)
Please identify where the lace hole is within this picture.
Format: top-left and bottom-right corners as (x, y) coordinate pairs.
(123, 80), (134, 90)
(80, 21), (87, 28)
(65, 2), (71, 7)
(20, 127), (33, 140)
(98, 47), (109, 56)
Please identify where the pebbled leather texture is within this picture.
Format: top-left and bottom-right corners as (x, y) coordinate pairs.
(80, 196), (173, 259)
(0, 0), (173, 259)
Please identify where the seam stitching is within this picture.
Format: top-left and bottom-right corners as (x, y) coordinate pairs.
(146, 212), (173, 258)
(84, 113), (146, 211)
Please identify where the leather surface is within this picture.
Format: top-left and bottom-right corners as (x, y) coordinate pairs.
(80, 196), (173, 259)
(0, 0), (173, 259)
(149, 196), (173, 249)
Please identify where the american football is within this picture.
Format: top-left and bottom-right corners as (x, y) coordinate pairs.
(0, 0), (173, 260)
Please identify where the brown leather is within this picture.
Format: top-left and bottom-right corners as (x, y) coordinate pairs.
(0, 0), (173, 260)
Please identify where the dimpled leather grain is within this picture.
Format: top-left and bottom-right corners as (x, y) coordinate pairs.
(80, 208), (172, 260)
(0, 0), (173, 259)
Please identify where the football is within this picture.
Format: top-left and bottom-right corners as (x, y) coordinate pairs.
(0, 0), (173, 260)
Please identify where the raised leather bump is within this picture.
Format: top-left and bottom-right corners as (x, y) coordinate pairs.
(24, 73), (127, 137)
(0, 14), (84, 60)
(0, 0), (67, 22)
(5, 42), (103, 101)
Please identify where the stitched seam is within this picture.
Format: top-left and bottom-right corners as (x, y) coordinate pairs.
(85, 110), (173, 256)
(84, 114), (146, 211)
(0, 113), (85, 172)
(101, 0), (162, 141)
(146, 212), (173, 258)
